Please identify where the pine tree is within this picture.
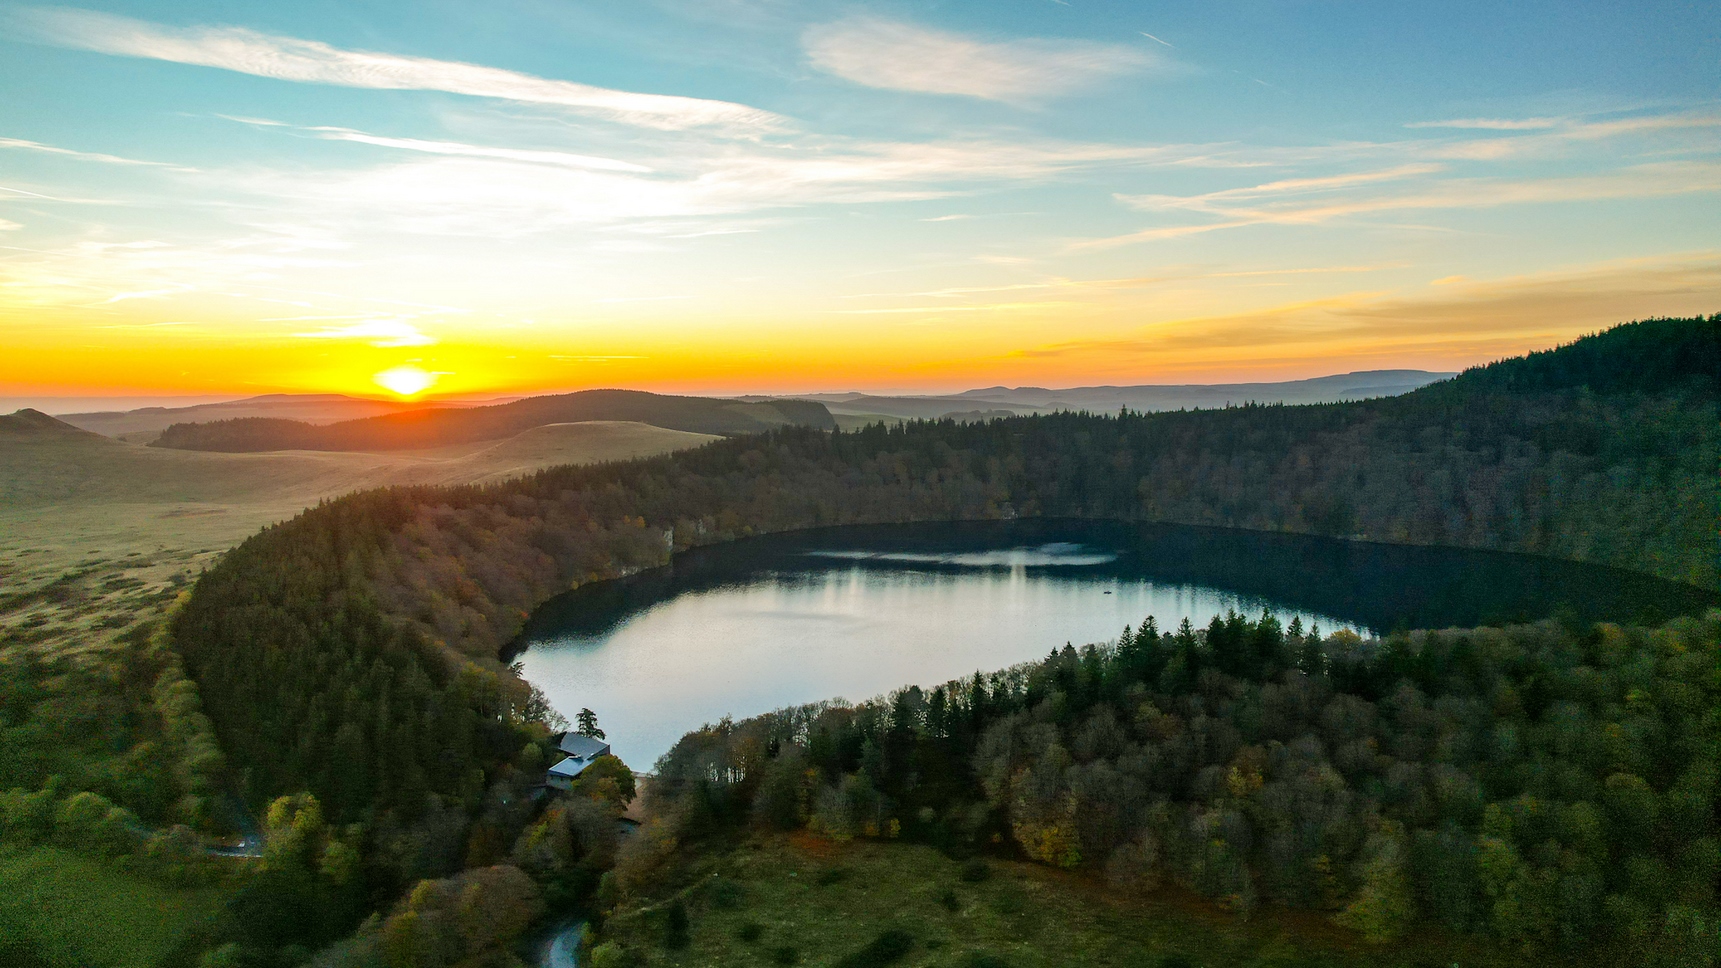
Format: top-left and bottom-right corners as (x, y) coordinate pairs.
(577, 707), (606, 740)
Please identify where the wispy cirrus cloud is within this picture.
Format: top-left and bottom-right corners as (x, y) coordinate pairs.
(1117, 164), (1446, 214)
(0, 135), (191, 169)
(311, 130), (651, 173)
(1406, 118), (1563, 130)
(218, 133), (1187, 237)
(1084, 160), (1721, 248)
(8, 6), (782, 132)
(803, 18), (1154, 103)
(292, 320), (436, 347)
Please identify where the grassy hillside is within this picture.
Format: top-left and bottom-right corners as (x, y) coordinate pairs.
(0, 415), (719, 508)
(0, 846), (227, 968)
(598, 835), (1500, 968)
(0, 416), (717, 663)
(151, 389), (834, 452)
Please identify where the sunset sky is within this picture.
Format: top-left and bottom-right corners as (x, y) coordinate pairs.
(2, 0), (1718, 402)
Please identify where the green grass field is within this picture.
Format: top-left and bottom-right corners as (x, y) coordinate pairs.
(597, 835), (1504, 968)
(0, 846), (228, 968)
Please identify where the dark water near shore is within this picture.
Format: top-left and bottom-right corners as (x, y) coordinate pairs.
(512, 520), (1716, 767)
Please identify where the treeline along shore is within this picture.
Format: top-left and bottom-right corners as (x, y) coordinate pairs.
(150, 316), (1718, 965)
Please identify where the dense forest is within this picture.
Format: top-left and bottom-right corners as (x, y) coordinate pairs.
(636, 610), (1720, 966)
(141, 315), (1717, 964)
(151, 389), (835, 452)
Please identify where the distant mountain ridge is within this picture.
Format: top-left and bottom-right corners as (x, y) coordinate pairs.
(771, 369), (1454, 421)
(150, 389), (835, 453)
(60, 369), (1452, 444)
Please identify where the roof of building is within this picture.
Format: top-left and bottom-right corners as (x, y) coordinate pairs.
(556, 731), (610, 759)
(547, 756), (591, 779)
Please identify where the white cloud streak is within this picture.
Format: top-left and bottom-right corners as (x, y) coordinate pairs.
(1085, 161), (1721, 248)
(226, 136), (1185, 236)
(804, 18), (1152, 102)
(10, 6), (783, 132)
(304, 127), (653, 173)
(292, 320), (437, 347)
(1406, 118), (1562, 130)
(0, 135), (188, 168)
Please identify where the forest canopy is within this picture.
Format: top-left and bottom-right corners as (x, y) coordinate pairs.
(640, 609), (1721, 967)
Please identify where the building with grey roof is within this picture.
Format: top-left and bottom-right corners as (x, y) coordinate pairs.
(545, 731), (612, 789)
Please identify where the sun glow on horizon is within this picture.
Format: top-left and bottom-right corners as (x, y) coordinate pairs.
(373, 365), (438, 398)
(1, 4), (1718, 402)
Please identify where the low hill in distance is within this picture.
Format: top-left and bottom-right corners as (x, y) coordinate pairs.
(774, 369), (1455, 422)
(0, 407), (105, 440)
(54, 392), (487, 441)
(150, 389), (834, 452)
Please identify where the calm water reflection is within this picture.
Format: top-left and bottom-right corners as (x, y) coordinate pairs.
(512, 520), (1715, 768)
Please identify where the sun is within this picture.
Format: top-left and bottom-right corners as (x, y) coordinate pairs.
(373, 364), (437, 398)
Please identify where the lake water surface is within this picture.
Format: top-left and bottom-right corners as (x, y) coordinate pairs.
(512, 520), (1715, 768)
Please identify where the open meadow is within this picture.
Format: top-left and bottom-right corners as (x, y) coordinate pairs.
(0, 845), (231, 968)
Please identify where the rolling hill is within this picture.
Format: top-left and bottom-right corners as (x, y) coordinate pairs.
(149, 389), (834, 452)
(53, 393), (444, 441)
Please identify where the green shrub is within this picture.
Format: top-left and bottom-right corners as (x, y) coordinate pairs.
(707, 875), (745, 908)
(736, 921), (764, 943)
(959, 858), (990, 883)
(53, 791), (135, 856)
(939, 888), (960, 912)
(662, 899), (689, 950)
(770, 944), (800, 965)
(0, 787), (55, 842)
(836, 928), (914, 968)
(588, 941), (629, 968)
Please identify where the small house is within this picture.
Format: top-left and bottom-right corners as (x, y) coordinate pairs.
(545, 731), (611, 790)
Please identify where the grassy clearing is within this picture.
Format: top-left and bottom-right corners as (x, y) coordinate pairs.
(0, 845), (229, 968)
(597, 835), (1504, 968)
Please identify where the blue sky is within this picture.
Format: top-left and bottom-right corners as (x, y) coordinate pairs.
(1, 0), (1718, 398)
